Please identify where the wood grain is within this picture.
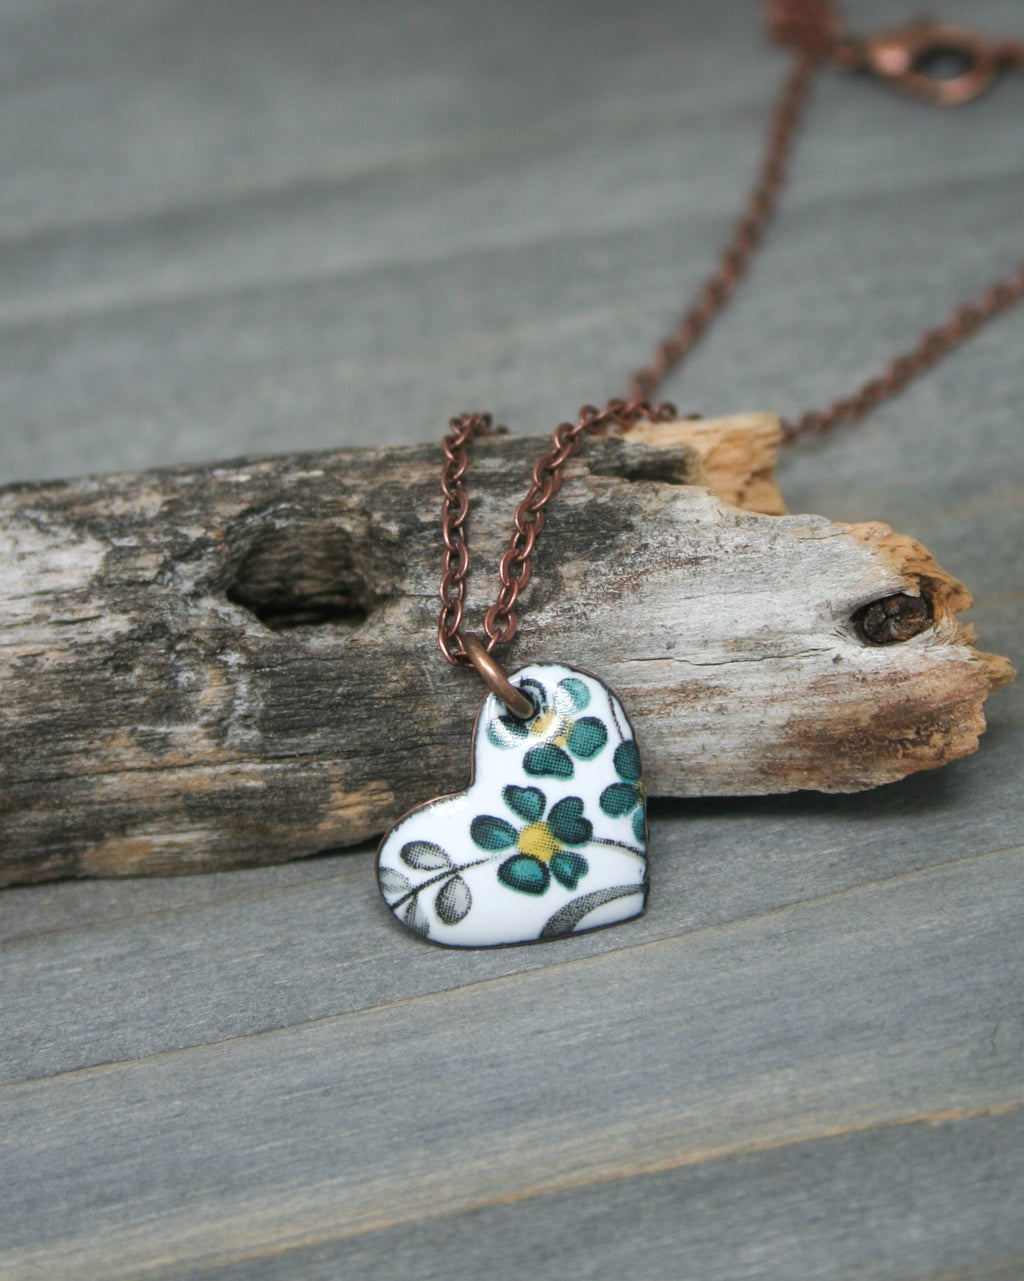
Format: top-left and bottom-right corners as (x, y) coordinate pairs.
(1, 0), (1022, 1276)
(2, 846), (1022, 1278)
(183, 1111), (1024, 1281)
(0, 413), (1011, 885)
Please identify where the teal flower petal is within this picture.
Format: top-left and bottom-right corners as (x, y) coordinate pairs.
(632, 807), (646, 844)
(547, 796), (593, 846)
(502, 784), (546, 823)
(613, 740), (642, 783)
(566, 716), (607, 760)
(487, 715), (530, 750)
(600, 781), (638, 817)
(558, 677), (591, 710)
(550, 850), (588, 890)
(498, 854), (550, 895)
(470, 815), (518, 851)
(524, 744), (574, 779)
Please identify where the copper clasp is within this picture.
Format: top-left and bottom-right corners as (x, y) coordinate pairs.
(835, 20), (999, 105)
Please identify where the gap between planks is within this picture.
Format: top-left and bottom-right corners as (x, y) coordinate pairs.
(3, 838), (1020, 1088)
(5, 1099), (1022, 1281)
(136, 1100), (1024, 1270)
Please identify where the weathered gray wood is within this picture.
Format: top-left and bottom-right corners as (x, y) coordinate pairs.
(2, 847), (1022, 1278)
(0, 414), (1010, 886)
(5, 772), (1024, 1085)
(1, 4), (1022, 485)
(181, 1112), (1024, 1281)
(1, 0), (1023, 1276)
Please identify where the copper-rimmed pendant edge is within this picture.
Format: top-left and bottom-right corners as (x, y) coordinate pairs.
(375, 660), (649, 949)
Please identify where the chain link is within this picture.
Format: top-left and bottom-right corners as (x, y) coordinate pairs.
(781, 260), (1024, 440)
(628, 50), (820, 404)
(438, 400), (676, 662)
(438, 0), (1024, 663)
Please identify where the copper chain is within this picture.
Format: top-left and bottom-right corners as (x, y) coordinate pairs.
(439, 398), (676, 662)
(439, 0), (1024, 665)
(628, 50), (820, 408)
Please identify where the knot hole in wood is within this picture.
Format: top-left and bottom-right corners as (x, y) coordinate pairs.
(853, 592), (934, 645)
(226, 519), (391, 631)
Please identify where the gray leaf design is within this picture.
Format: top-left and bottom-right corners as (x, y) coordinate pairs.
(539, 883), (647, 939)
(435, 875), (472, 926)
(403, 897), (430, 938)
(400, 840), (452, 871)
(378, 866), (413, 903)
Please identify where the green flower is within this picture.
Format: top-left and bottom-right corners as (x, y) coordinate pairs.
(470, 783), (592, 896)
(599, 740), (646, 844)
(486, 675), (608, 779)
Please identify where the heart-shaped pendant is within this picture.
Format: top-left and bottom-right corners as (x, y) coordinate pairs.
(377, 663), (648, 947)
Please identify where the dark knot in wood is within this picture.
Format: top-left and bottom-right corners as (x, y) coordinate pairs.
(854, 593), (933, 645)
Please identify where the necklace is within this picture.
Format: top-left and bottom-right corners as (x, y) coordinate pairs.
(376, 0), (1024, 947)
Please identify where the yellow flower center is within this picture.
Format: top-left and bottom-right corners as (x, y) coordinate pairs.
(531, 708), (556, 737)
(530, 708), (572, 747)
(518, 822), (560, 863)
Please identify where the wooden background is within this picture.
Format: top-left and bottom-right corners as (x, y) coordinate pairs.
(1, 0), (1022, 1276)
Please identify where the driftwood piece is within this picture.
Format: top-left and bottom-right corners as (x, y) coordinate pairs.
(0, 414), (1011, 886)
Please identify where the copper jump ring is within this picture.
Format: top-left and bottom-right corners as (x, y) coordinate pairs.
(463, 635), (535, 720)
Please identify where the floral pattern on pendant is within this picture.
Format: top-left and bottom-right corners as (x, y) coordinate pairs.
(377, 663), (648, 948)
(486, 674), (608, 779)
(600, 741), (646, 846)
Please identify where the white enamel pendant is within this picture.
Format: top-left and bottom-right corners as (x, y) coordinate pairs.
(377, 663), (648, 947)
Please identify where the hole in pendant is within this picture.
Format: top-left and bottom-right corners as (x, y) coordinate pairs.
(852, 592), (933, 645)
(227, 523), (388, 631)
(507, 688), (540, 721)
(508, 677), (545, 721)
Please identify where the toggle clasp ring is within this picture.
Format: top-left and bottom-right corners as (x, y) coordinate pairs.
(836, 20), (1000, 106)
(463, 634), (536, 720)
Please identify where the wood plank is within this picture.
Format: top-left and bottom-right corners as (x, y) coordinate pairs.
(1, 846), (1022, 1278)
(0, 1), (768, 237)
(3, 1), (1019, 241)
(4, 774), (1024, 1082)
(180, 1110), (1024, 1281)
(1, 0), (1022, 1277)
(2, 630), (1021, 954)
(0, 3), (1021, 485)
(1, 178), (1021, 484)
